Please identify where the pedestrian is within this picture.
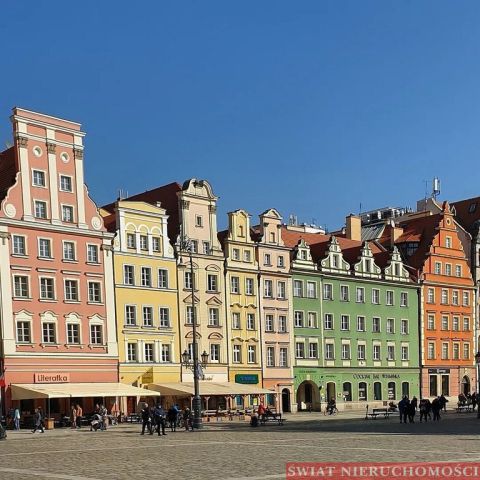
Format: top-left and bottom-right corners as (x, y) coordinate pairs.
(76, 404), (83, 429)
(32, 407), (45, 433)
(167, 405), (178, 432)
(13, 407), (20, 431)
(183, 408), (193, 431)
(140, 403), (152, 435)
(440, 394), (448, 412)
(407, 400), (415, 423)
(257, 403), (266, 422)
(153, 404), (167, 436)
(70, 404), (77, 429)
(432, 397), (441, 421)
(472, 393), (478, 412)
(398, 396), (407, 424)
(411, 396), (418, 412)
(99, 404), (108, 430)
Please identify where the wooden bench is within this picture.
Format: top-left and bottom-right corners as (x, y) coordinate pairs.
(365, 407), (390, 420)
(260, 413), (284, 425)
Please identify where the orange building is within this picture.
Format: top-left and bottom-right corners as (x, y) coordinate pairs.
(388, 203), (476, 399)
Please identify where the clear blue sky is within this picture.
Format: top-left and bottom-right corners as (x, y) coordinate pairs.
(2, 1), (480, 230)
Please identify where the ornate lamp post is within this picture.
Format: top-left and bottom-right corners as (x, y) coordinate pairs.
(475, 352), (480, 419)
(178, 236), (209, 429)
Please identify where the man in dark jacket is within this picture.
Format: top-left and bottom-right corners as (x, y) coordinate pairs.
(432, 397), (441, 421)
(167, 406), (178, 432)
(32, 407), (45, 433)
(398, 397), (408, 424)
(140, 403), (152, 435)
(153, 404), (167, 436)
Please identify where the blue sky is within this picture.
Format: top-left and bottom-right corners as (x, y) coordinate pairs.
(1, 1), (480, 230)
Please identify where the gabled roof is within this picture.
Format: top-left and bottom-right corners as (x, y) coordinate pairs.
(0, 146), (17, 203)
(451, 196), (480, 235)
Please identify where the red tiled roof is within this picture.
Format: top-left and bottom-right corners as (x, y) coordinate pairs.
(0, 146), (17, 203)
(451, 196), (480, 235)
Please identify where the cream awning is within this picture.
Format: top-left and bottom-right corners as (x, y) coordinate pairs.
(11, 383), (160, 400)
(147, 382), (273, 397)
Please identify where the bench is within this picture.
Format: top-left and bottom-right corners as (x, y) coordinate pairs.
(365, 407), (390, 420)
(260, 413), (284, 425)
(456, 404), (472, 413)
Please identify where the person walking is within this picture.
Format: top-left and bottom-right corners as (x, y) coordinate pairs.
(32, 407), (45, 433)
(407, 400), (415, 423)
(76, 404), (83, 429)
(153, 404), (167, 436)
(183, 408), (193, 431)
(70, 404), (77, 429)
(398, 396), (407, 424)
(411, 396), (418, 412)
(167, 406), (178, 432)
(432, 397), (441, 421)
(472, 393), (478, 412)
(13, 407), (20, 431)
(140, 403), (152, 435)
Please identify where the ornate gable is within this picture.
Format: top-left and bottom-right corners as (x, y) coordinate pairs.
(319, 236), (350, 274)
(384, 246), (411, 282)
(353, 242), (382, 278)
(292, 239), (316, 271)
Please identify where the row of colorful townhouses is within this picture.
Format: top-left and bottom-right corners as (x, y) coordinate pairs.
(0, 108), (479, 417)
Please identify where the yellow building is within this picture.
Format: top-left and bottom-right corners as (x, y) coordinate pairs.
(221, 210), (262, 408)
(100, 200), (181, 399)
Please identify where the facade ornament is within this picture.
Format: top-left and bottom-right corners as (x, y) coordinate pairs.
(16, 135), (28, 148)
(46, 142), (56, 154)
(208, 205), (217, 213)
(181, 200), (190, 210)
(73, 148), (84, 160)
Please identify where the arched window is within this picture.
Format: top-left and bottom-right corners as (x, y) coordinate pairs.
(388, 382), (396, 400)
(358, 382), (367, 401)
(343, 382), (352, 402)
(401, 382), (409, 398)
(374, 382), (382, 401)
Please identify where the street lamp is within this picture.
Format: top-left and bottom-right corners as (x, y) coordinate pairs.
(178, 236), (206, 429)
(475, 351), (480, 419)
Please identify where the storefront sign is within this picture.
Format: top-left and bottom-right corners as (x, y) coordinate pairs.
(235, 374), (259, 384)
(428, 368), (450, 374)
(352, 373), (400, 380)
(34, 373), (70, 383)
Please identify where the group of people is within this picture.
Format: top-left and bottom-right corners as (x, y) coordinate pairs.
(70, 404), (84, 429)
(90, 404), (109, 431)
(458, 392), (478, 410)
(140, 403), (193, 435)
(398, 395), (448, 423)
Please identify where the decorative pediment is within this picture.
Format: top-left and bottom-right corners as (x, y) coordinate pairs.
(185, 331), (201, 339)
(40, 311), (59, 322)
(231, 302), (242, 308)
(231, 336), (244, 342)
(247, 337), (259, 343)
(319, 236), (350, 274)
(205, 264), (220, 272)
(208, 332), (223, 340)
(183, 293), (200, 304)
(65, 312), (82, 322)
(14, 309), (33, 321)
(352, 242), (382, 278)
(384, 246), (411, 282)
(206, 296), (222, 306)
(292, 239), (315, 270)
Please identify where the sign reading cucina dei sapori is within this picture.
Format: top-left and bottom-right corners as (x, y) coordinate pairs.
(34, 373), (70, 384)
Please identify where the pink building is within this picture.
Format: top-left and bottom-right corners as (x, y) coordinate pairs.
(0, 108), (119, 415)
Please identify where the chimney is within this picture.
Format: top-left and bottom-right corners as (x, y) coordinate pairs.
(388, 222), (403, 248)
(345, 214), (361, 241)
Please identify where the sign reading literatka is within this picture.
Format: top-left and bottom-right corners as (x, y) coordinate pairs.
(34, 373), (70, 384)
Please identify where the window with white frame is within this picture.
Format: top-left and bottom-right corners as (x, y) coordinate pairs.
(143, 306), (153, 327)
(340, 285), (349, 301)
(401, 319), (409, 334)
(42, 322), (56, 343)
(59, 175), (72, 192)
(32, 170), (46, 187)
(158, 269), (168, 288)
(427, 343), (435, 360)
(441, 289), (448, 304)
(247, 313), (255, 330)
(63, 241), (75, 260)
(141, 267), (152, 287)
(14, 275), (29, 298)
(357, 344), (366, 360)
(38, 238), (52, 258)
(125, 305), (136, 325)
(88, 282), (102, 303)
(232, 248), (240, 260)
(139, 235), (148, 251)
(90, 324), (103, 345)
(202, 241), (210, 255)
(463, 291), (470, 306)
(278, 315), (287, 332)
(452, 316), (459, 331)
(356, 287), (365, 303)
(195, 215), (203, 227)
(190, 240), (198, 253)
(455, 265), (462, 277)
(441, 315), (449, 330)
(210, 344), (220, 362)
(453, 343), (460, 360)
(245, 278), (254, 295)
(372, 317), (380, 333)
(266, 314), (274, 331)
(427, 288), (435, 303)
(161, 344), (171, 362)
(264, 253), (271, 266)
(62, 205), (74, 223)
(144, 343), (154, 362)
(207, 274), (218, 292)
(293, 280), (303, 297)
(264, 279), (273, 297)
(372, 288), (380, 305)
(248, 345), (256, 363)
(40, 278), (55, 300)
(232, 312), (241, 329)
(341, 315), (350, 331)
(231, 276), (240, 294)
(244, 250), (251, 262)
(401, 346), (409, 361)
(159, 308), (170, 327)
(233, 345), (242, 363)
(325, 343), (334, 360)
(357, 316), (365, 332)
(127, 343), (137, 362)
(64, 279), (79, 301)
(152, 237), (161, 252)
(400, 292), (408, 307)
(373, 344), (380, 361)
(386, 290), (394, 305)
(186, 306), (196, 324)
(16, 321), (31, 343)
(463, 317), (470, 331)
(277, 281), (286, 299)
(67, 323), (80, 344)
(386, 318), (395, 334)
(445, 236), (452, 248)
(309, 343), (318, 359)
(445, 264), (452, 276)
(12, 235), (26, 255)
(306, 281), (316, 298)
(434, 262), (441, 274)
(295, 342), (305, 358)
(323, 283), (333, 300)
(277, 255), (285, 268)
(34, 200), (47, 219)
(279, 347), (288, 367)
(307, 312), (317, 328)
(87, 244), (99, 263)
(124, 265), (134, 285)
(324, 313), (333, 330)
(267, 346), (275, 366)
(126, 233), (136, 249)
(441, 343), (449, 360)
(341, 343), (350, 360)
(208, 308), (219, 326)
(463, 343), (470, 360)
(184, 271), (194, 290)
(294, 311), (303, 328)
(387, 345), (395, 361)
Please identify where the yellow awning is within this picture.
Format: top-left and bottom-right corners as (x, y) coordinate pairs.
(11, 383), (160, 400)
(147, 382), (273, 397)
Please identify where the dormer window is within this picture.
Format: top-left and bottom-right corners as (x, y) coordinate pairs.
(469, 202), (477, 213)
(394, 263), (400, 276)
(195, 215), (203, 227)
(300, 250), (307, 260)
(238, 225), (244, 237)
(365, 259), (371, 272)
(404, 242), (419, 257)
(270, 232), (276, 243)
(332, 255), (339, 268)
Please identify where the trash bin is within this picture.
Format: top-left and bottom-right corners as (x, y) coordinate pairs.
(45, 418), (55, 430)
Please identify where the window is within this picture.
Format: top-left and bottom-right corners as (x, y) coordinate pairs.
(323, 283), (333, 300)
(156, 307), (169, 327)
(445, 236), (452, 248)
(59, 175), (72, 192)
(207, 274), (218, 292)
(400, 292), (408, 307)
(202, 241), (210, 255)
(14, 275), (29, 298)
(267, 347), (275, 366)
(307, 312), (317, 328)
(279, 348), (288, 367)
(356, 287), (365, 303)
(158, 269), (168, 289)
(445, 264), (452, 276)
(357, 316), (365, 332)
(232, 248), (240, 260)
(325, 343), (334, 360)
(452, 316), (459, 331)
(244, 250), (251, 262)
(144, 343), (154, 362)
(125, 305), (136, 325)
(38, 238), (51, 258)
(463, 291), (470, 306)
(64, 280), (78, 301)
(184, 271), (194, 290)
(67, 324), (80, 344)
(277, 281), (286, 299)
(32, 170), (45, 187)
(231, 276), (240, 294)
(90, 325), (102, 345)
(40, 278), (55, 300)
(152, 237), (161, 252)
(341, 344), (351, 360)
(294, 311), (303, 328)
(427, 343), (435, 360)
(463, 317), (470, 331)
(270, 232), (276, 243)
(142, 306), (153, 327)
(190, 240), (198, 253)
(62, 205), (74, 223)
(441, 289), (448, 304)
(386, 290), (394, 306)
(264, 253), (271, 266)
(247, 313), (255, 330)
(340, 285), (349, 301)
(278, 315), (286, 332)
(233, 345), (242, 363)
(387, 345), (395, 361)
(372, 317), (380, 333)
(12, 235), (26, 255)
(34, 200), (47, 219)
(266, 314), (274, 331)
(277, 256), (285, 268)
(386, 318), (395, 334)
(357, 344), (366, 360)
(160, 344), (171, 362)
(17, 321), (31, 343)
(126, 233), (136, 249)
(88, 282), (102, 303)
(463, 343), (470, 360)
(42, 323), (56, 344)
(455, 265), (462, 277)
(87, 245), (99, 263)
(434, 262), (441, 275)
(401, 319), (408, 335)
(248, 345), (256, 363)
(401, 346), (409, 361)
(324, 313), (333, 330)
(63, 241), (75, 261)
(139, 235), (148, 251)
(293, 280), (303, 297)
(372, 288), (380, 305)
(453, 343), (460, 360)
(264, 279), (273, 298)
(373, 344), (380, 361)
(124, 265), (134, 285)
(295, 342), (305, 358)
(232, 312), (241, 329)
(427, 288), (435, 303)
(441, 343), (449, 360)
(245, 278), (254, 295)
(209, 344), (220, 362)
(441, 316), (449, 331)
(332, 254), (339, 268)
(141, 267), (151, 287)
(208, 308), (219, 326)
(195, 215), (203, 227)
(186, 306), (196, 324)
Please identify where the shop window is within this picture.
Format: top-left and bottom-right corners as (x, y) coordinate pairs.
(342, 382), (352, 402)
(358, 382), (367, 401)
(402, 382), (410, 398)
(373, 382), (382, 401)
(441, 375), (449, 396)
(429, 375), (438, 397)
(388, 382), (396, 400)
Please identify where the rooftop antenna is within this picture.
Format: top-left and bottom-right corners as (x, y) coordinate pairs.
(359, 202), (362, 214)
(432, 177), (441, 199)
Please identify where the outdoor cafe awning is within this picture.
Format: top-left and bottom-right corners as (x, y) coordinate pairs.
(11, 383), (160, 400)
(146, 382), (274, 397)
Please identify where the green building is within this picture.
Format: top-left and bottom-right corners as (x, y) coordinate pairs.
(283, 228), (420, 411)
